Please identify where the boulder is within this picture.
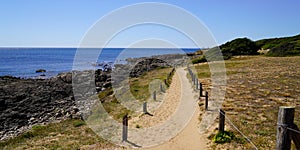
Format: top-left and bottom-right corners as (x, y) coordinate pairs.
(36, 69), (46, 73)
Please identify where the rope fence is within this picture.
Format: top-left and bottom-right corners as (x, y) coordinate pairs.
(187, 63), (300, 150)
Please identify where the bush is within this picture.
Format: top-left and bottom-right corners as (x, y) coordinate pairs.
(21, 132), (35, 139)
(192, 56), (206, 64)
(98, 88), (113, 100)
(73, 120), (86, 127)
(266, 42), (300, 57)
(32, 125), (45, 131)
(213, 131), (235, 143)
(220, 38), (259, 56)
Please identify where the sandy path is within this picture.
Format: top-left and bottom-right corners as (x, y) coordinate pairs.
(85, 67), (209, 150)
(125, 67), (209, 150)
(143, 105), (208, 150)
(129, 71), (181, 128)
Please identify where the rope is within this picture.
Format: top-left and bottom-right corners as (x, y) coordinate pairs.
(218, 109), (259, 150)
(277, 123), (289, 128)
(277, 123), (300, 134)
(287, 127), (300, 134)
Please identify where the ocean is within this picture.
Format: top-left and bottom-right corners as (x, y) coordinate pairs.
(0, 48), (198, 78)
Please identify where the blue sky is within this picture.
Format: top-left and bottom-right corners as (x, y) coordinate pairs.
(0, 0), (299, 48)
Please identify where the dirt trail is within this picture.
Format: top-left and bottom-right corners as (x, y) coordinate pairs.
(127, 67), (209, 150)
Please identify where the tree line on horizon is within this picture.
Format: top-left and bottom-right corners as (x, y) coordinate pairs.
(192, 34), (300, 64)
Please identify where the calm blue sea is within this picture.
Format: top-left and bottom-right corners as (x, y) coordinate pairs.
(0, 48), (198, 78)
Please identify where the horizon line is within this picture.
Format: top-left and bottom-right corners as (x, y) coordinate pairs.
(0, 46), (203, 49)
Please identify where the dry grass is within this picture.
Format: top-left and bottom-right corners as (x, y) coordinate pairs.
(195, 56), (300, 149)
(0, 119), (116, 150)
(0, 67), (175, 149)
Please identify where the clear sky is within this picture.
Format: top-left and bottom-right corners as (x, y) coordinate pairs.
(0, 0), (299, 48)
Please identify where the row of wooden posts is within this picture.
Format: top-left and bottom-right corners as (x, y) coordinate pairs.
(122, 68), (175, 142)
(164, 67), (176, 87)
(188, 65), (300, 149)
(123, 65), (300, 149)
(187, 65), (226, 133)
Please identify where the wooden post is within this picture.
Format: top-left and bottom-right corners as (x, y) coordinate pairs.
(122, 115), (128, 142)
(143, 102), (147, 114)
(191, 72), (194, 82)
(205, 91), (208, 110)
(219, 109), (225, 133)
(199, 83), (203, 97)
(196, 79), (198, 90)
(291, 123), (300, 150)
(276, 106), (295, 150)
(153, 91), (156, 101)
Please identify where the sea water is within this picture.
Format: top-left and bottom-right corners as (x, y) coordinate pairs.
(0, 48), (198, 78)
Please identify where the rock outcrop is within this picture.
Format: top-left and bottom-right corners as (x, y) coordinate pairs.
(0, 74), (76, 140)
(0, 56), (187, 141)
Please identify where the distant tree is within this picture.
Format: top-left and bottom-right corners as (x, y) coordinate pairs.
(220, 38), (259, 55)
(266, 42), (300, 56)
(256, 34), (300, 56)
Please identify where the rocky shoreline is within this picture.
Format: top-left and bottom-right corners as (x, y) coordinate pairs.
(0, 54), (189, 141)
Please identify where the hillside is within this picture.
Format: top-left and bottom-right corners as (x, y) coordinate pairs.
(256, 34), (300, 56)
(191, 34), (300, 65)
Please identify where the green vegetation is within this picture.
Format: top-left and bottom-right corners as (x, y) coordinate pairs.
(213, 131), (235, 143)
(194, 63), (210, 78)
(0, 66), (177, 149)
(256, 34), (300, 56)
(192, 38), (259, 64)
(191, 34), (300, 65)
(191, 56), (206, 64)
(220, 38), (259, 56)
(73, 119), (86, 127)
(130, 67), (173, 101)
(98, 87), (113, 101)
(102, 97), (131, 122)
(95, 67), (175, 122)
(256, 34), (300, 49)
(165, 68), (175, 87)
(0, 119), (111, 150)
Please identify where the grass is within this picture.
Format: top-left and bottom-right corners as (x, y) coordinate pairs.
(129, 67), (173, 102)
(0, 119), (113, 150)
(102, 96), (131, 122)
(212, 131), (235, 144)
(194, 56), (249, 79)
(96, 67), (174, 122)
(195, 56), (300, 149)
(0, 67), (176, 149)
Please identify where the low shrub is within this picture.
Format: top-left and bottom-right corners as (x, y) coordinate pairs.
(213, 131), (235, 143)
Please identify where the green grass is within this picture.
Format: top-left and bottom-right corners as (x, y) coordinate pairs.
(129, 67), (173, 102)
(194, 57), (250, 79)
(102, 97), (131, 122)
(0, 67), (176, 149)
(98, 67), (174, 122)
(213, 131), (235, 144)
(194, 63), (210, 78)
(0, 119), (112, 150)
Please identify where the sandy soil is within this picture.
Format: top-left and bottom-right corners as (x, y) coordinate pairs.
(126, 67), (209, 150)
